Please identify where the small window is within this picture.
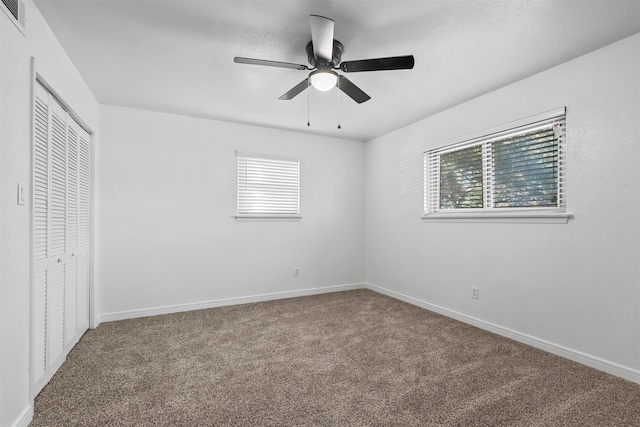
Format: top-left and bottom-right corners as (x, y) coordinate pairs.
(425, 110), (568, 221)
(236, 151), (300, 219)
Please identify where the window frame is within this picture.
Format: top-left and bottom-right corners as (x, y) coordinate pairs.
(235, 151), (301, 221)
(423, 108), (573, 224)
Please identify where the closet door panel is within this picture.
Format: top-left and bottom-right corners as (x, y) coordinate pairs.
(33, 89), (49, 264)
(49, 100), (66, 260)
(33, 270), (48, 394)
(77, 252), (90, 330)
(32, 84), (50, 393)
(78, 129), (90, 249)
(47, 262), (66, 372)
(64, 257), (78, 348)
(77, 128), (91, 331)
(65, 122), (79, 348)
(48, 99), (67, 373)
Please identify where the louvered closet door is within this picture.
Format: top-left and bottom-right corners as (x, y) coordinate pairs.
(76, 125), (91, 332)
(65, 120), (79, 350)
(48, 94), (67, 376)
(32, 82), (91, 396)
(33, 83), (50, 393)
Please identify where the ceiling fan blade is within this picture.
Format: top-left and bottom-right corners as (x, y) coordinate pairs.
(339, 55), (415, 73)
(310, 15), (334, 61)
(338, 76), (371, 104)
(234, 57), (309, 70)
(279, 78), (310, 100)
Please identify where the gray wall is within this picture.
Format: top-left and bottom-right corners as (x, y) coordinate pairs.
(97, 105), (366, 320)
(0, 1), (99, 425)
(364, 34), (640, 381)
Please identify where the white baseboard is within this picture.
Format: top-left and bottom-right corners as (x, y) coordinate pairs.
(10, 405), (33, 427)
(364, 282), (640, 384)
(100, 283), (366, 323)
(98, 281), (639, 384)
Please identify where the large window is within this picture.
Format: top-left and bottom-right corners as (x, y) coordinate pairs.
(424, 109), (568, 221)
(236, 151), (300, 219)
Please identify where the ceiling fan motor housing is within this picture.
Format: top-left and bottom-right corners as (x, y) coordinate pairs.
(306, 40), (344, 69)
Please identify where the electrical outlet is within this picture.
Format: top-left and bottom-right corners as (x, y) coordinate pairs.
(472, 287), (479, 299)
(294, 268), (300, 277)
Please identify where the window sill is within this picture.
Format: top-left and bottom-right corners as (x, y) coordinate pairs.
(234, 215), (302, 222)
(421, 212), (573, 224)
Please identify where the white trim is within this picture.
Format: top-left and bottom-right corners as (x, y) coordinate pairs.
(434, 121), (559, 156)
(99, 282), (640, 384)
(234, 215), (302, 222)
(434, 106), (566, 152)
(234, 150), (299, 163)
(0, 0), (26, 36)
(100, 283), (365, 323)
(28, 57), (36, 404)
(425, 110), (567, 217)
(422, 213), (573, 224)
(364, 282), (640, 384)
(9, 405), (33, 427)
(35, 76), (93, 135)
(90, 128), (100, 330)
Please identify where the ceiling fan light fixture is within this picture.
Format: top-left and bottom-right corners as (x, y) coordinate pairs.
(310, 69), (338, 92)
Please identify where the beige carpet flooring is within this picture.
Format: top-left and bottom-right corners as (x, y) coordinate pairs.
(32, 289), (640, 426)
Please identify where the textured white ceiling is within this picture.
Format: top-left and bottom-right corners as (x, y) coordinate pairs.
(34, 0), (640, 141)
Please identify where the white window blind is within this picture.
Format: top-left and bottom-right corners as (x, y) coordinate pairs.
(425, 110), (566, 217)
(236, 152), (300, 217)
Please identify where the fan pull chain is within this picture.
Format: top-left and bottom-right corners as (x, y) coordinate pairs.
(307, 79), (311, 127)
(337, 77), (341, 129)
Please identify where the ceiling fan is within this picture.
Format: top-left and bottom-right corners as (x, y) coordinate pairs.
(234, 15), (415, 104)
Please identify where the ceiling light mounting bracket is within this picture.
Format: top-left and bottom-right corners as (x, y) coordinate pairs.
(306, 40), (344, 69)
